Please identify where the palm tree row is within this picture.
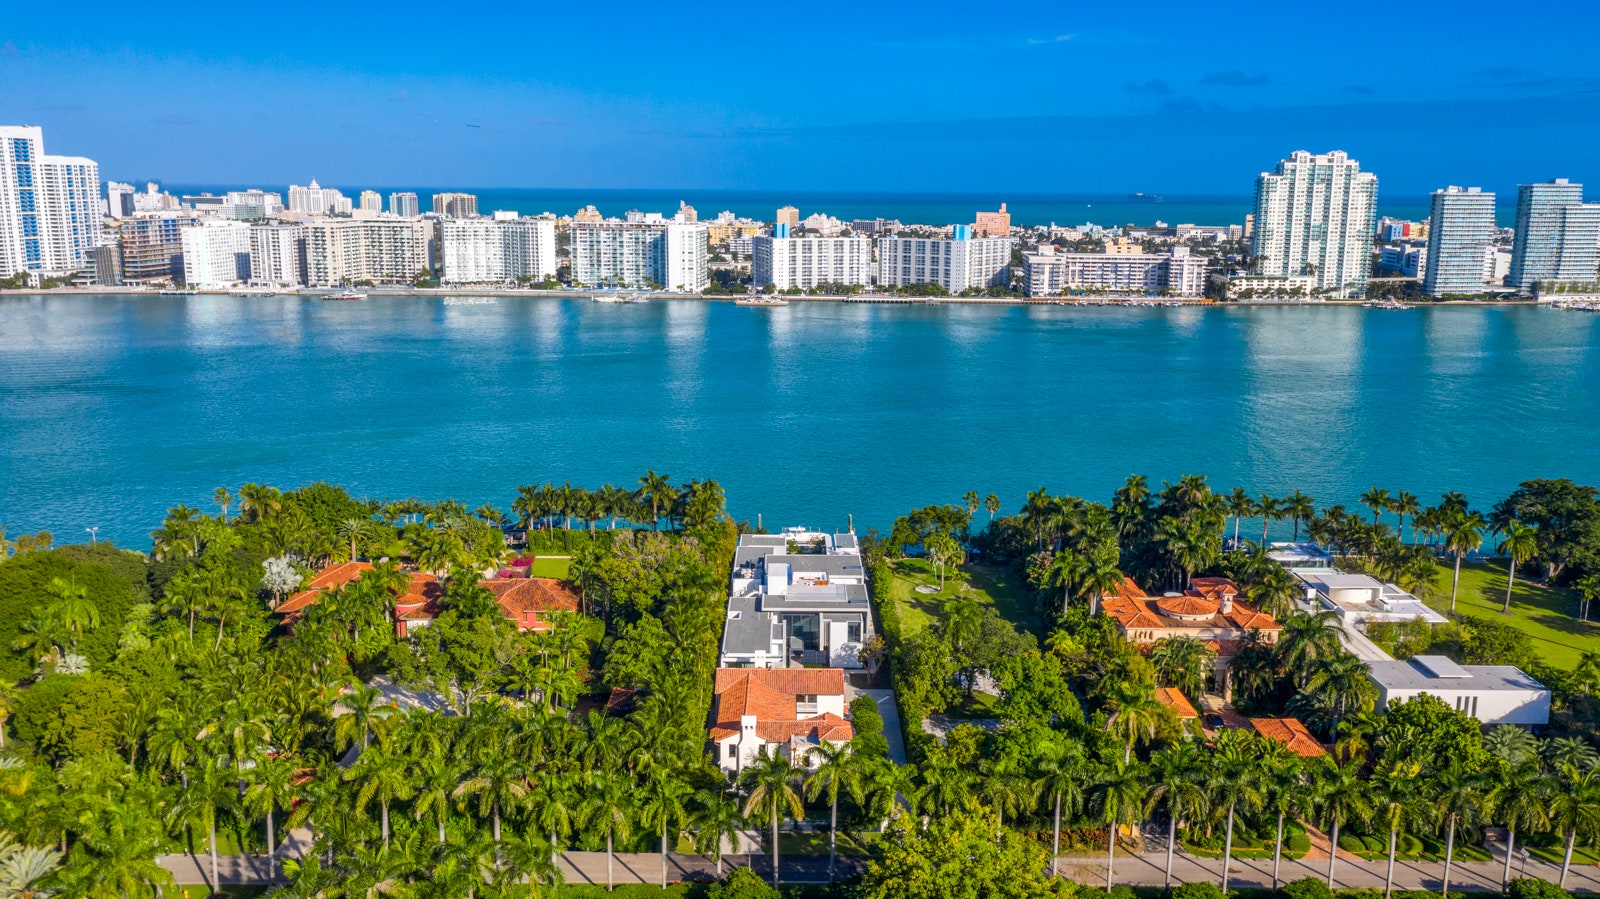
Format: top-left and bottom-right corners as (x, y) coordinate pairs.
(513, 472), (726, 533)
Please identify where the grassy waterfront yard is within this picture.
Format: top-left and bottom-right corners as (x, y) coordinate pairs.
(528, 555), (573, 579)
(1427, 560), (1597, 669)
(883, 557), (1039, 637)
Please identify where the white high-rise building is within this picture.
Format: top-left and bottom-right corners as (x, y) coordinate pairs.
(569, 217), (708, 290)
(359, 190), (382, 213)
(664, 221), (709, 292)
(876, 226), (1013, 293)
(389, 192), (419, 218)
(288, 180), (353, 216)
(222, 189), (283, 219)
(302, 217), (432, 286)
(1250, 150), (1378, 299)
(180, 220), (253, 288)
(1022, 244), (1208, 297)
(752, 225), (873, 290)
(0, 125), (101, 277)
(249, 223), (307, 287)
(1423, 187), (1496, 297)
(1508, 179), (1600, 291)
(440, 218), (557, 284)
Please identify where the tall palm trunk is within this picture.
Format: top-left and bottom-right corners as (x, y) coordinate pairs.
(1441, 814), (1456, 899)
(1562, 827), (1577, 888)
(661, 823), (668, 889)
(1451, 553), (1463, 611)
(1502, 827), (1517, 888)
(209, 812), (220, 894)
(1385, 824), (1398, 897)
(1273, 812), (1285, 888)
(829, 792), (839, 881)
(438, 812), (445, 844)
(1503, 561), (1517, 614)
(491, 803), (501, 843)
(1105, 823), (1117, 890)
(1222, 803), (1236, 891)
(772, 806), (781, 885)
(1165, 814), (1177, 888)
(607, 829), (614, 892)
(265, 806), (277, 876)
(1327, 815), (1341, 887)
(1052, 794), (1062, 877)
(381, 800), (390, 850)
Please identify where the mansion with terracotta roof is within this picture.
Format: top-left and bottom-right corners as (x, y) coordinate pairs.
(274, 560), (580, 637)
(1100, 575), (1281, 695)
(709, 667), (852, 774)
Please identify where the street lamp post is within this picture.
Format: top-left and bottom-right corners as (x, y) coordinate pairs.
(85, 526), (99, 544)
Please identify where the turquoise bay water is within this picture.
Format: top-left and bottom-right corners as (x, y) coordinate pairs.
(1, 294), (1597, 547)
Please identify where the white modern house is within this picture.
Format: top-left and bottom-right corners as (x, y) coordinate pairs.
(1296, 571), (1448, 626)
(708, 667), (852, 774)
(1368, 656), (1550, 726)
(720, 528), (870, 669)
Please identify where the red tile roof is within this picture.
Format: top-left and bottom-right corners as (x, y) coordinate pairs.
(1188, 577), (1241, 601)
(484, 577), (581, 632)
(709, 668), (852, 744)
(277, 561), (375, 613)
(1249, 717), (1327, 757)
(1155, 687), (1200, 719)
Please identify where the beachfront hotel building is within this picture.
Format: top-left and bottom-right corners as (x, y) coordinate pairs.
(288, 180), (353, 216)
(751, 224), (872, 290)
(1250, 150), (1378, 299)
(179, 219), (253, 288)
(359, 190), (382, 213)
(876, 226), (1013, 293)
(302, 217), (432, 286)
(1423, 186), (1496, 297)
(568, 216), (709, 291)
(249, 223), (308, 287)
(1508, 179), (1600, 291)
(432, 192), (479, 218)
(1022, 243), (1208, 297)
(440, 217), (558, 284)
(973, 203), (1011, 237)
(389, 192), (420, 218)
(776, 206), (800, 228)
(0, 125), (100, 278)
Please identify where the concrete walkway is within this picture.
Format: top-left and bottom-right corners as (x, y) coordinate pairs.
(844, 686), (908, 764)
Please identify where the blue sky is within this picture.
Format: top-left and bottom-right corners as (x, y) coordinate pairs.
(5, 0), (1600, 194)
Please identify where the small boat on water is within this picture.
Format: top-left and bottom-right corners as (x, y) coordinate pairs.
(735, 297), (788, 307)
(594, 294), (647, 304)
(323, 290), (366, 301)
(1363, 297), (1412, 310)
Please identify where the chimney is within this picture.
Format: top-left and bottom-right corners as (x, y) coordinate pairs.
(1220, 591), (1234, 615)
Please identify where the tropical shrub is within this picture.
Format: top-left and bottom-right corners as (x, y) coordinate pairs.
(1506, 879), (1572, 899)
(1280, 878), (1334, 899)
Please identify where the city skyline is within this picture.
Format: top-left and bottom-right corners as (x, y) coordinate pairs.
(6, 0), (1600, 194)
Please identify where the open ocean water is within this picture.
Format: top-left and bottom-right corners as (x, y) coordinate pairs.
(1, 295), (1596, 547)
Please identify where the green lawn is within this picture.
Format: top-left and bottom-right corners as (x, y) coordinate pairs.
(528, 556), (572, 579)
(885, 558), (1039, 636)
(1427, 560), (1598, 669)
(777, 829), (880, 856)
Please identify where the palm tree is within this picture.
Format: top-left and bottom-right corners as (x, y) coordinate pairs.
(1210, 732), (1265, 892)
(44, 577), (98, 643)
(1284, 491), (1315, 542)
(243, 754), (298, 865)
(1277, 611), (1345, 687)
(1095, 758), (1147, 890)
(693, 787), (745, 879)
(1258, 493), (1281, 545)
(1105, 683), (1166, 764)
(984, 493), (1001, 524)
(1149, 637), (1215, 700)
(1374, 764), (1426, 898)
(453, 755), (526, 845)
(1430, 757), (1485, 899)
(637, 470), (675, 531)
(1304, 653), (1377, 732)
(633, 768), (687, 888)
(334, 681), (397, 752)
(741, 751), (802, 886)
(1393, 491), (1420, 542)
(1258, 744), (1306, 889)
(1226, 489), (1255, 546)
(412, 754), (463, 845)
(1036, 739), (1089, 877)
(1316, 756), (1373, 887)
(586, 771), (634, 891)
(213, 486), (234, 518)
(1550, 763), (1600, 888)
(805, 741), (865, 881)
(337, 517), (372, 562)
(1488, 761), (1552, 889)
(1361, 487), (1392, 526)
(926, 534), (962, 591)
(1147, 743), (1210, 888)
(1496, 521), (1538, 615)
(1444, 511), (1485, 612)
(346, 744), (413, 852)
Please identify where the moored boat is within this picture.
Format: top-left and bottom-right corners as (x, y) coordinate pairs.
(735, 296), (788, 307)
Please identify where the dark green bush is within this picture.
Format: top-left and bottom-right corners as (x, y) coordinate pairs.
(1506, 879), (1571, 899)
(1170, 883), (1227, 899)
(1280, 878), (1334, 899)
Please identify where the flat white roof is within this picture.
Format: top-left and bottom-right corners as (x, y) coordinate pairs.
(1414, 655), (1471, 678)
(1367, 659), (1546, 692)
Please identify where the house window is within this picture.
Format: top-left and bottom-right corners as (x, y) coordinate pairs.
(797, 694), (819, 716)
(847, 621), (863, 642)
(726, 744), (736, 759)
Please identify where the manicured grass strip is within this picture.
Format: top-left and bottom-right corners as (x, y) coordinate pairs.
(1427, 560), (1598, 669)
(885, 559), (1040, 637)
